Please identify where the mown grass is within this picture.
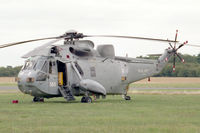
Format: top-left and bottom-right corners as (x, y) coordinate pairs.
(130, 89), (200, 92)
(130, 83), (200, 88)
(0, 93), (200, 133)
(0, 82), (17, 86)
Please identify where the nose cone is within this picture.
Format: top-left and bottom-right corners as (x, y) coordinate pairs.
(17, 70), (36, 95)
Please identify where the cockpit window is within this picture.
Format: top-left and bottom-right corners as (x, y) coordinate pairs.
(34, 60), (45, 70)
(22, 58), (56, 75)
(41, 61), (48, 73)
(22, 60), (35, 70)
(22, 58), (47, 71)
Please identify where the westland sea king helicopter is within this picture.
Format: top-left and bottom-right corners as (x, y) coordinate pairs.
(0, 30), (199, 103)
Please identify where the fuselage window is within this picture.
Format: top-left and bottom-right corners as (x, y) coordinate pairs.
(49, 61), (56, 75)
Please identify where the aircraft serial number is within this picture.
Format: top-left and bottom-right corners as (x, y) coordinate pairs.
(138, 69), (149, 73)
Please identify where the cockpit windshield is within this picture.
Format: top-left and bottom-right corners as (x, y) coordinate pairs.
(22, 57), (46, 71)
(22, 60), (36, 70)
(35, 60), (45, 70)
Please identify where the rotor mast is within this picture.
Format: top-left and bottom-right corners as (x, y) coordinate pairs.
(62, 30), (84, 45)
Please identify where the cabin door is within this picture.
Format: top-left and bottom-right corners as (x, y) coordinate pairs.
(57, 61), (68, 86)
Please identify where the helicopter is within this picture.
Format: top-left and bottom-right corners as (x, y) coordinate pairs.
(0, 30), (198, 103)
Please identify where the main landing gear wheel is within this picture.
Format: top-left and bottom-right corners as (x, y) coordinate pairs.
(125, 96), (131, 100)
(81, 96), (86, 103)
(33, 97), (44, 102)
(81, 96), (92, 103)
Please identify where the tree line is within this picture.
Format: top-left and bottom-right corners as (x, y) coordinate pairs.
(0, 66), (22, 77)
(0, 54), (199, 77)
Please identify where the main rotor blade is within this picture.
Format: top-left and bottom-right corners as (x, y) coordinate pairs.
(22, 38), (63, 58)
(0, 36), (60, 48)
(85, 35), (177, 43)
(176, 42), (200, 48)
(186, 44), (200, 47)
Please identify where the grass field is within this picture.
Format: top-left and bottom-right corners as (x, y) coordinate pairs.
(131, 77), (200, 88)
(131, 83), (200, 88)
(0, 77), (200, 133)
(0, 92), (200, 133)
(0, 83), (17, 86)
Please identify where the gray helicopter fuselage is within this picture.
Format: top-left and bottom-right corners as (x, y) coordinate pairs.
(17, 40), (172, 98)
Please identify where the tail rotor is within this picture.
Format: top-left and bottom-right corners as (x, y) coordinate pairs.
(169, 30), (188, 72)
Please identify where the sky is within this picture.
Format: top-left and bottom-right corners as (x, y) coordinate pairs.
(0, 0), (200, 67)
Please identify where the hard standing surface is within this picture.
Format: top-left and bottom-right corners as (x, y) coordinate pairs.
(0, 86), (18, 90)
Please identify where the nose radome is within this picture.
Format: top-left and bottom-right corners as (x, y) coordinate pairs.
(17, 70), (37, 94)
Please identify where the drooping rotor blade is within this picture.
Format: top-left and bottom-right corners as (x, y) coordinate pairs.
(0, 36), (59, 48)
(85, 35), (177, 43)
(22, 38), (63, 58)
(0, 31), (85, 48)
